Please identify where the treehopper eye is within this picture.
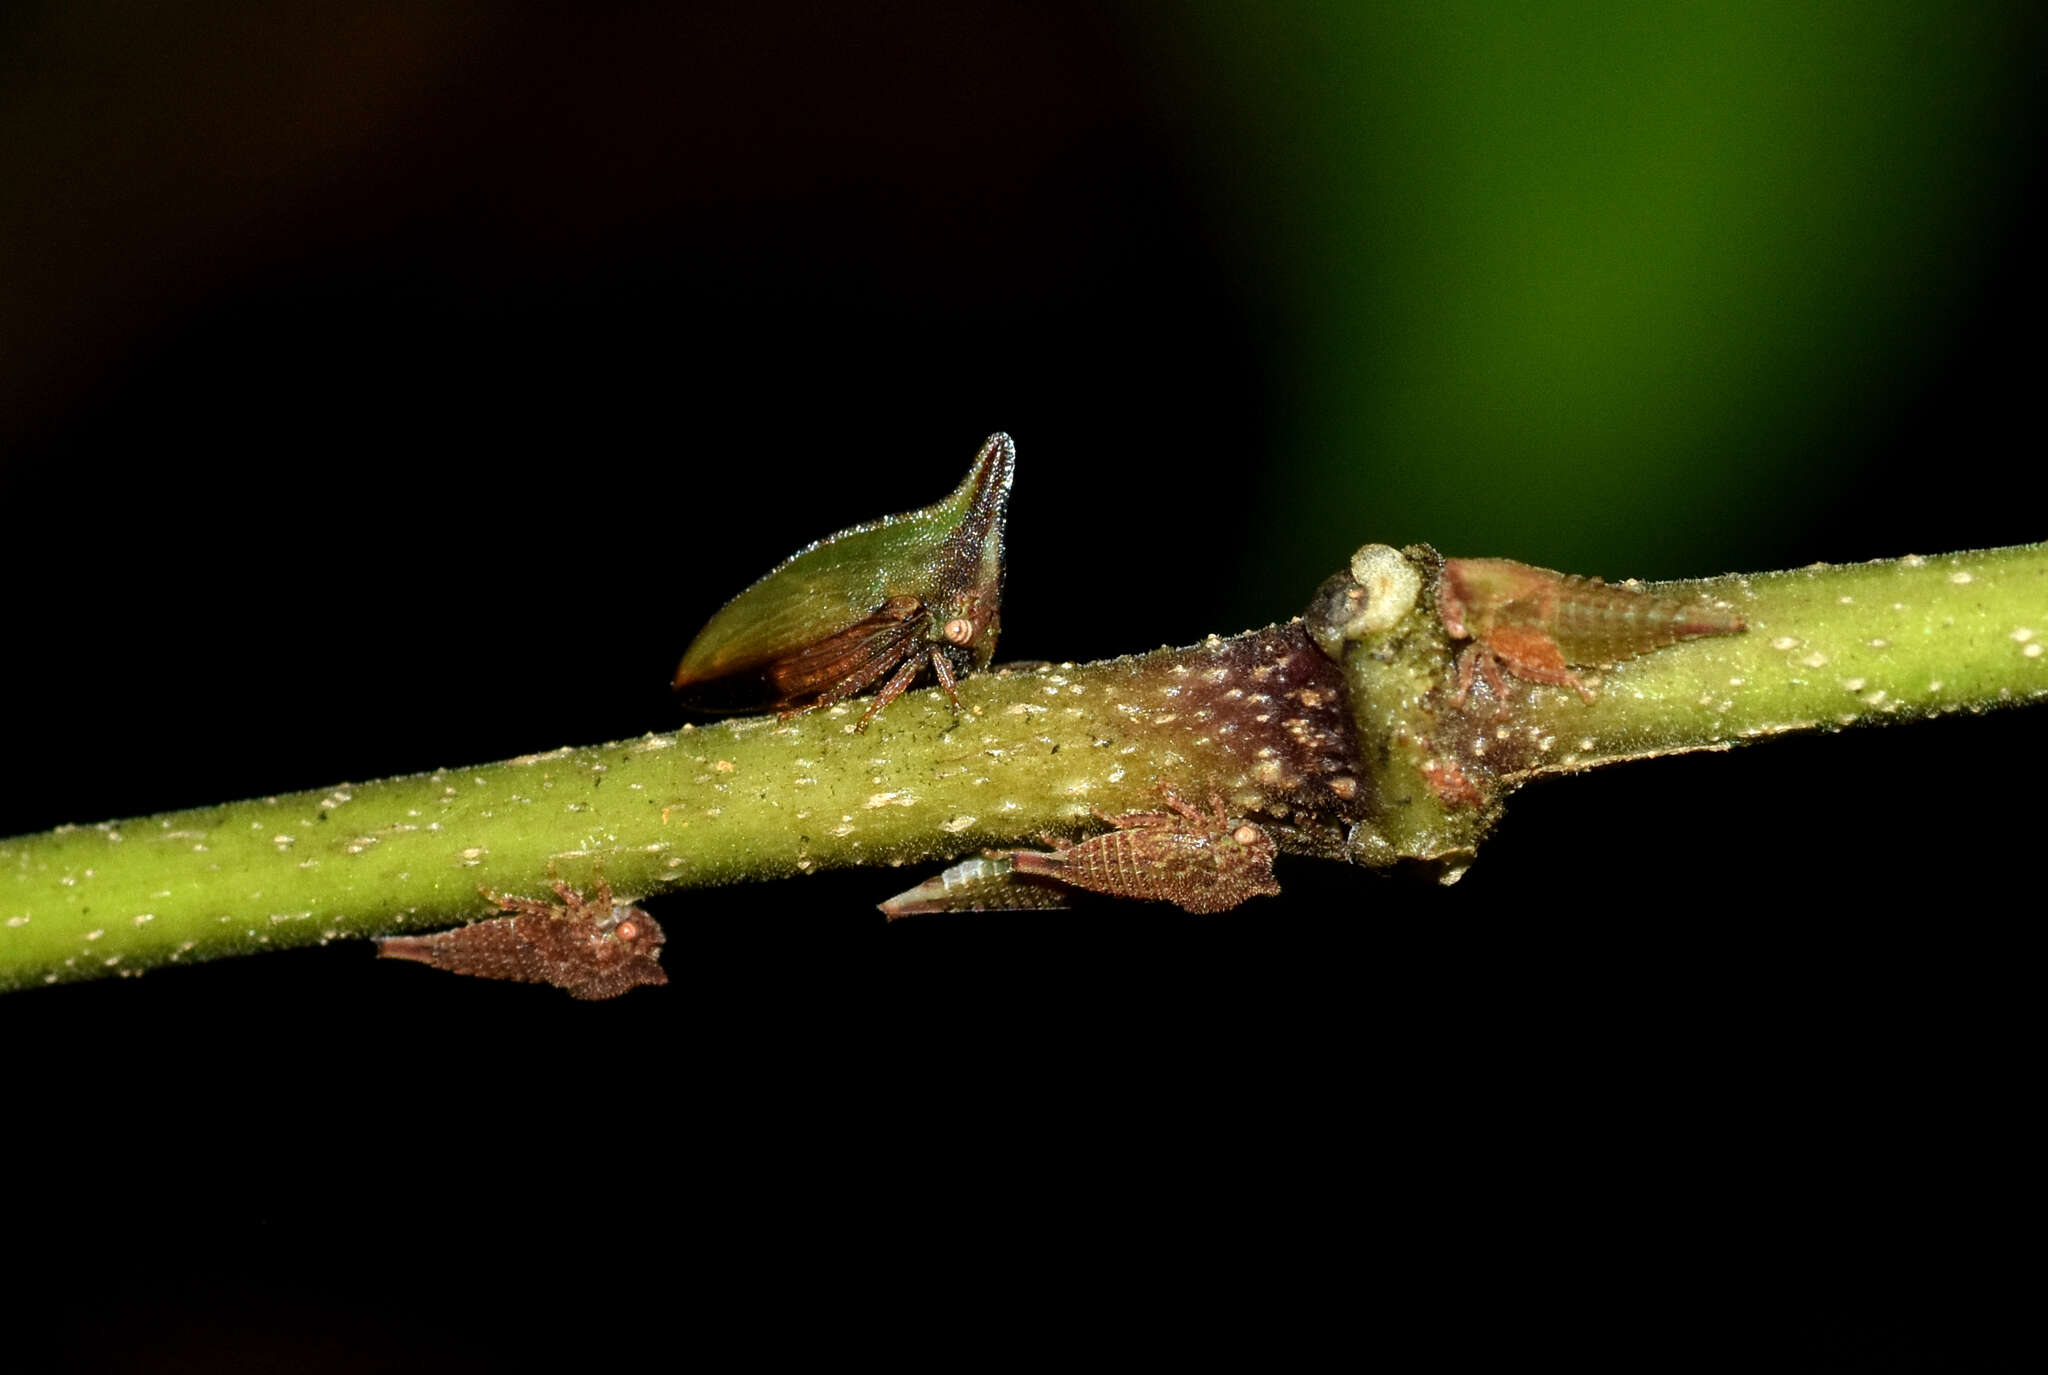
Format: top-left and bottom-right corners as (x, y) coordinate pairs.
(673, 433), (1015, 732)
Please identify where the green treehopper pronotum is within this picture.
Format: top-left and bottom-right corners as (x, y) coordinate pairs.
(672, 433), (1015, 732)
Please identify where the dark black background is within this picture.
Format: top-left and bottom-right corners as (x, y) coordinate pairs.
(3, 5), (2039, 1369)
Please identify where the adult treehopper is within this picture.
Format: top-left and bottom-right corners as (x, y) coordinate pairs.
(673, 433), (1014, 732)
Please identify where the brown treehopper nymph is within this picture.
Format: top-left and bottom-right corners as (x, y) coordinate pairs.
(1437, 557), (1746, 706)
(375, 877), (667, 1000)
(879, 790), (1282, 919)
(673, 433), (1014, 733)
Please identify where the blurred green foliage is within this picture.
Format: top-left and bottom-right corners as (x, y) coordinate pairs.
(1168, 1), (2040, 585)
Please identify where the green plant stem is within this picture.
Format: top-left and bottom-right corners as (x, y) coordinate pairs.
(4, 542), (2043, 991)
(1503, 545), (2048, 773)
(0, 626), (1354, 990)
(1326, 542), (2048, 877)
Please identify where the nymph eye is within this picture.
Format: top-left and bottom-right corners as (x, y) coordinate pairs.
(1231, 825), (1260, 846)
(943, 617), (976, 646)
(613, 919), (640, 942)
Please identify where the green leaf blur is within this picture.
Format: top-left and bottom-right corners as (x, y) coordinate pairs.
(1169, 2), (2039, 584)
